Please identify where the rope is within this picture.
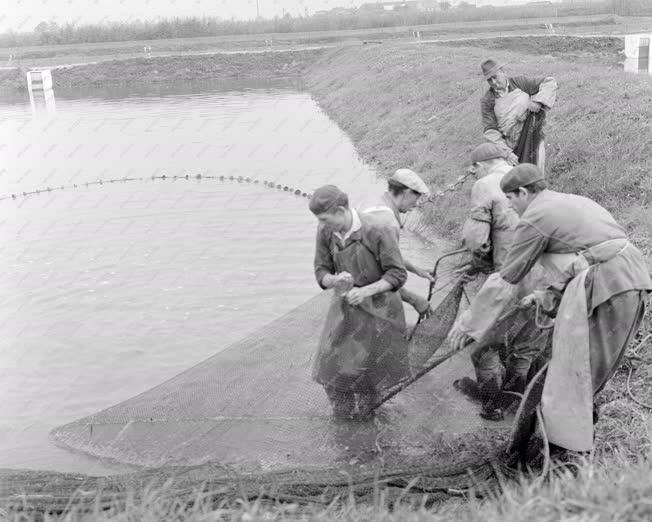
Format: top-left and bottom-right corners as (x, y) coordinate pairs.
(535, 406), (551, 483)
(0, 174), (314, 203)
(423, 169), (476, 200)
(626, 364), (652, 410)
(625, 333), (652, 410)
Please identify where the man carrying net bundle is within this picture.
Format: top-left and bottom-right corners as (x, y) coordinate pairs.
(455, 143), (553, 421)
(480, 58), (557, 171)
(364, 168), (435, 318)
(310, 185), (411, 420)
(449, 164), (652, 453)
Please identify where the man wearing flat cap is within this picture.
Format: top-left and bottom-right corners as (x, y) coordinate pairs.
(364, 168), (435, 317)
(456, 146), (555, 420)
(480, 59), (557, 171)
(309, 184), (410, 419)
(449, 164), (651, 452)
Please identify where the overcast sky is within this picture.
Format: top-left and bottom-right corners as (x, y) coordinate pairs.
(2, 0), (372, 32)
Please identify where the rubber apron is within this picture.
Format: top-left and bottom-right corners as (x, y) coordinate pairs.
(312, 234), (409, 394)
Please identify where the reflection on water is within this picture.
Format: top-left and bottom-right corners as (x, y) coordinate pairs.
(0, 79), (443, 474)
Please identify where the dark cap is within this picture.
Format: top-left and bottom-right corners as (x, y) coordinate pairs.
(481, 58), (505, 79)
(470, 142), (510, 163)
(308, 184), (349, 214)
(500, 164), (545, 193)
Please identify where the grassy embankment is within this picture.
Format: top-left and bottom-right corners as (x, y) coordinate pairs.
(2, 35), (651, 521)
(304, 38), (652, 253)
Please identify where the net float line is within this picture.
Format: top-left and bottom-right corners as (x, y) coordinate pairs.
(0, 174), (314, 203)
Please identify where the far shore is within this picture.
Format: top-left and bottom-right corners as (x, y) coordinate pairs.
(1, 14), (650, 71)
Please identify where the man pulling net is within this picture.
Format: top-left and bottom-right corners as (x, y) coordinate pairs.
(480, 59), (557, 170)
(364, 168), (436, 317)
(455, 144), (553, 421)
(448, 163), (652, 452)
(309, 184), (411, 419)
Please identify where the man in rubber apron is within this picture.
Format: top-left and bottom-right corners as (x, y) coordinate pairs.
(448, 164), (651, 451)
(310, 185), (410, 419)
(364, 168), (434, 317)
(456, 144), (553, 420)
(480, 59), (557, 171)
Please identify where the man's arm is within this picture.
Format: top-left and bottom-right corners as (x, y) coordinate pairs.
(313, 226), (335, 289)
(345, 225), (407, 306)
(481, 92), (500, 136)
(499, 221), (549, 285)
(375, 224), (408, 291)
(511, 76), (557, 110)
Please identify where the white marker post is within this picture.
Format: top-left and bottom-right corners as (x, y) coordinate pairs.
(26, 69), (57, 117)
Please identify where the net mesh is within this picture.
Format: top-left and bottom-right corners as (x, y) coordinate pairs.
(49, 252), (529, 501)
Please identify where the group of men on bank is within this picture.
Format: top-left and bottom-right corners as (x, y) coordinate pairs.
(308, 59), (652, 453)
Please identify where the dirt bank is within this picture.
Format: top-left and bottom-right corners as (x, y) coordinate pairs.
(0, 48), (326, 93)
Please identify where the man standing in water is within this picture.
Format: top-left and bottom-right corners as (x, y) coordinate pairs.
(364, 168), (434, 317)
(481, 59), (557, 170)
(449, 164), (651, 451)
(310, 184), (410, 419)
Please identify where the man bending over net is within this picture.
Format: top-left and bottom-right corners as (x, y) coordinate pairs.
(309, 185), (410, 420)
(449, 164), (651, 452)
(455, 144), (552, 420)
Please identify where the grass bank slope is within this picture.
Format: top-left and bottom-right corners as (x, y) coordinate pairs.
(304, 41), (652, 254)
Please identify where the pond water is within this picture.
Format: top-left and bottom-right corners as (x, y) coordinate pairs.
(0, 79), (442, 474)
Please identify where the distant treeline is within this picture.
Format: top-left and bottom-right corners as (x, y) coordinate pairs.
(1, 0), (650, 47)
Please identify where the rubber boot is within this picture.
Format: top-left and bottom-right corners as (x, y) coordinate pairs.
(355, 391), (379, 420)
(324, 386), (355, 420)
(478, 377), (504, 421)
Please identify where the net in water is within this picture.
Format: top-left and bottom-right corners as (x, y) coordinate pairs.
(51, 273), (523, 500)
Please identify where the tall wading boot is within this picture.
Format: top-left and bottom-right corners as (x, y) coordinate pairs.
(454, 344), (506, 420)
(500, 355), (531, 411)
(324, 386), (355, 420)
(478, 377), (504, 421)
(355, 391), (379, 420)
(472, 345), (506, 421)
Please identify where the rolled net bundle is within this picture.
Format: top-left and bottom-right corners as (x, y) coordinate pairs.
(51, 257), (525, 502)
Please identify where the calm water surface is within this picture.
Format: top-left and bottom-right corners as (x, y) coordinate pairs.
(0, 80), (440, 474)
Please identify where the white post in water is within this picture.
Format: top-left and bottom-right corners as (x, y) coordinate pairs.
(624, 34), (652, 75)
(26, 69), (56, 116)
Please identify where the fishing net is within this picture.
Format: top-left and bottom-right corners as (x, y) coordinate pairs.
(47, 257), (539, 504)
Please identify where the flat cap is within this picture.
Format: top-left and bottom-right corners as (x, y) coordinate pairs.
(309, 184), (349, 214)
(470, 143), (509, 164)
(390, 168), (430, 196)
(481, 58), (505, 79)
(500, 163), (545, 193)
